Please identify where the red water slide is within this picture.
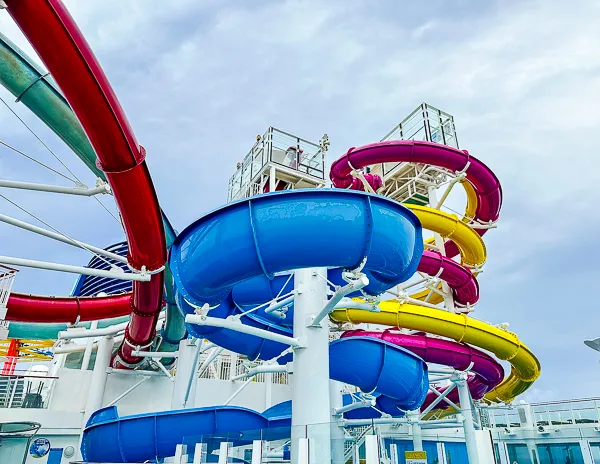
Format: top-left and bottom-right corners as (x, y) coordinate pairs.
(4, 0), (167, 367)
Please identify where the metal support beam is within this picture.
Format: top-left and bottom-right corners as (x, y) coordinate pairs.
(0, 212), (127, 263)
(0, 255), (149, 281)
(0, 178), (110, 196)
(310, 274), (369, 327)
(186, 314), (301, 347)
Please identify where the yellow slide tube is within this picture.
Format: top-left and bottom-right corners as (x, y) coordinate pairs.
(330, 302), (541, 403)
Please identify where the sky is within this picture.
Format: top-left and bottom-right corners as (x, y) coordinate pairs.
(1, 0), (599, 402)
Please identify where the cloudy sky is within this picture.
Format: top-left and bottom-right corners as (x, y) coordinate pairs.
(1, 0), (599, 402)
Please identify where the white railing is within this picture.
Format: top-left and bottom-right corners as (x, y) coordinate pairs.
(0, 265), (17, 325)
(197, 353), (291, 385)
(0, 371), (57, 409)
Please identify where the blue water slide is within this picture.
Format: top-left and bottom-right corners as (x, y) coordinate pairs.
(170, 189), (423, 305)
(81, 338), (427, 463)
(81, 190), (428, 462)
(172, 189), (423, 360)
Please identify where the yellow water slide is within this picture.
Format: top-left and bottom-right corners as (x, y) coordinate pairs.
(331, 178), (541, 404)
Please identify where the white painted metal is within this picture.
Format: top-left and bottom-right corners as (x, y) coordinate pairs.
(0, 255), (150, 281)
(59, 321), (128, 340)
(333, 297), (379, 312)
(231, 363), (287, 381)
(251, 440), (263, 464)
(457, 376), (479, 464)
(193, 443), (206, 464)
(0, 213), (127, 263)
(310, 274), (369, 327)
(0, 265), (17, 320)
(330, 380), (346, 464)
(409, 411), (424, 451)
(297, 438), (310, 464)
(333, 399), (374, 415)
(365, 434), (380, 464)
(291, 267), (331, 464)
(229, 352), (238, 380)
(185, 314), (300, 347)
(53, 334), (124, 354)
(224, 377), (253, 405)
(391, 443), (399, 464)
(106, 376), (150, 406)
(171, 338), (200, 409)
(0, 178), (110, 196)
(197, 346), (223, 378)
(131, 350), (179, 358)
(217, 441), (230, 464)
(265, 371), (273, 409)
(81, 320), (98, 371)
(83, 336), (114, 426)
(428, 185), (454, 311)
(174, 444), (187, 464)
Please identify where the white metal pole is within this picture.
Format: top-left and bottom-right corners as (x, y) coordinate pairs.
(365, 434), (380, 464)
(330, 380), (346, 464)
(0, 178), (109, 196)
(81, 320), (98, 371)
(409, 411), (423, 451)
(428, 185), (455, 311)
(193, 443), (206, 464)
(83, 336), (114, 426)
(0, 255), (150, 282)
(217, 441), (230, 464)
(251, 440), (263, 464)
(297, 438), (310, 464)
(291, 267), (331, 464)
(269, 165), (276, 192)
(0, 213), (127, 264)
(265, 371), (273, 409)
(457, 377), (479, 464)
(171, 338), (200, 409)
(229, 352), (238, 380)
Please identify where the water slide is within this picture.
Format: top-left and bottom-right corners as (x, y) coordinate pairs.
(329, 140), (541, 403)
(0, 1), (187, 365)
(81, 188), (432, 462)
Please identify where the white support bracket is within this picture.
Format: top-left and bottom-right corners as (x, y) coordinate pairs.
(333, 399), (376, 416)
(186, 314), (301, 347)
(309, 273), (369, 327)
(0, 178), (111, 196)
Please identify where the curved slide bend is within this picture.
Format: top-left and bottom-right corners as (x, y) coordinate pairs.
(81, 189), (430, 462)
(4, 0), (167, 366)
(329, 140), (541, 403)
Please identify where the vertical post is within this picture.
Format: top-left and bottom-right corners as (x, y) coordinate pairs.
(81, 320), (98, 370)
(291, 268), (331, 464)
(298, 438), (310, 464)
(193, 443), (206, 464)
(171, 338), (200, 409)
(428, 185), (454, 310)
(217, 441), (230, 464)
(264, 371), (273, 409)
(390, 443), (399, 464)
(330, 380), (346, 464)
(174, 444), (187, 464)
(251, 440), (263, 464)
(410, 411), (423, 451)
(83, 336), (114, 425)
(229, 352), (238, 380)
(365, 434), (380, 464)
(457, 376), (479, 464)
(269, 165), (276, 193)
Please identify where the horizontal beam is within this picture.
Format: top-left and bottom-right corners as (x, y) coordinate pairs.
(333, 399), (375, 416)
(0, 178), (110, 196)
(186, 314), (301, 347)
(0, 255), (150, 282)
(131, 350), (179, 358)
(53, 334), (124, 354)
(0, 212), (127, 264)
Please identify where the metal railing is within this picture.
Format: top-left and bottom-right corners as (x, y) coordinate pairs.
(197, 353), (291, 385)
(0, 371), (57, 409)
